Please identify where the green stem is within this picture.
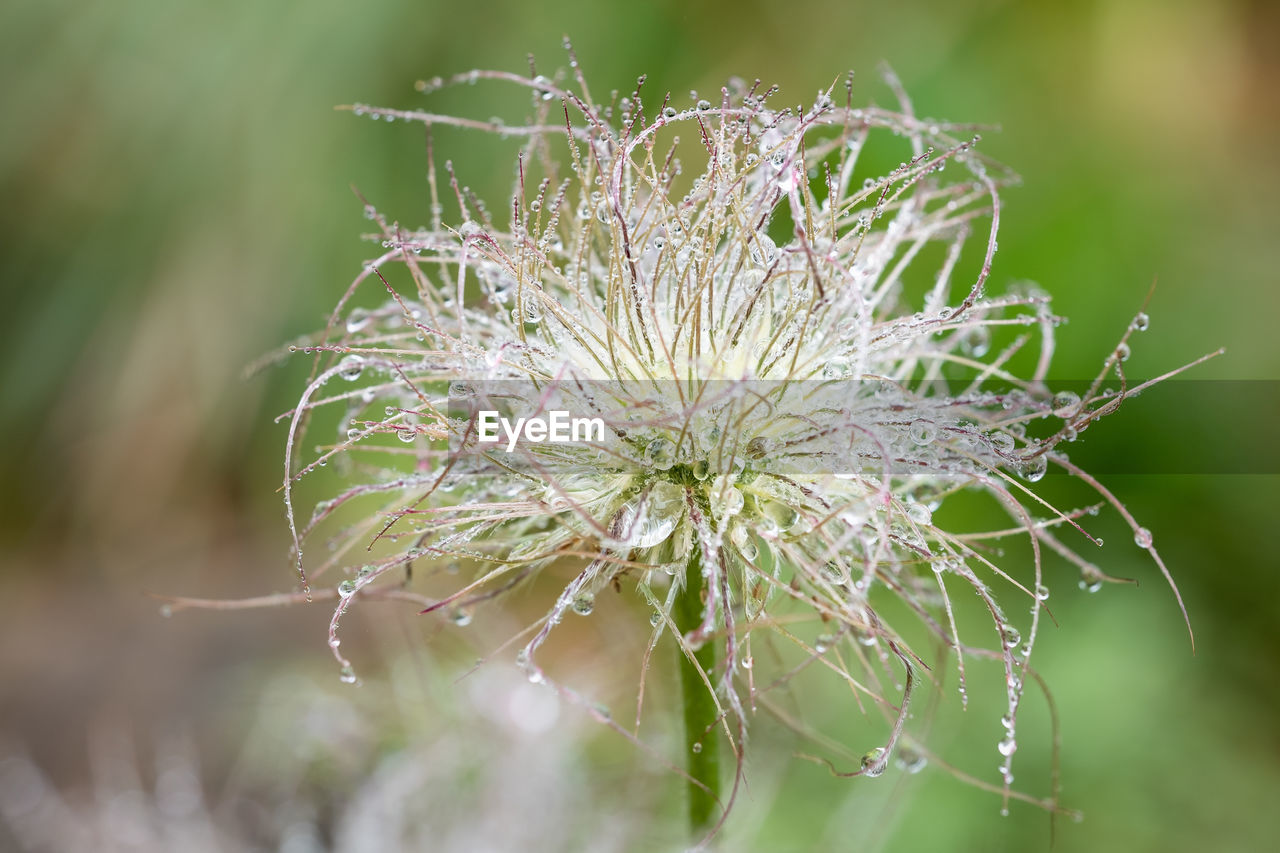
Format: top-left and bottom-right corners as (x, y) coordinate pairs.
(674, 545), (721, 837)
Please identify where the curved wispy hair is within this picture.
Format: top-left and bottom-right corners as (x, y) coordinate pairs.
(272, 52), (1214, 819)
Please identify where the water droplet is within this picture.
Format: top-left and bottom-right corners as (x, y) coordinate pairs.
(761, 499), (798, 531)
(820, 562), (845, 584)
(644, 436), (677, 470)
(860, 747), (886, 777)
(337, 354), (365, 381)
(1035, 583), (1050, 601)
(1001, 624), (1021, 647)
(338, 580), (357, 597)
(339, 665), (358, 684)
(895, 748), (927, 774)
(990, 432), (1016, 454)
(1078, 565), (1104, 593)
(449, 607), (472, 626)
(822, 357), (850, 379)
(1052, 390), (1081, 418)
(748, 234), (777, 267)
(814, 633), (834, 653)
(716, 485), (745, 517)
(520, 299), (543, 324)
(345, 308), (371, 334)
(998, 737), (1017, 757)
(616, 482), (684, 548)
(1134, 527), (1153, 549)
(744, 436), (772, 459)
(963, 326), (992, 357)
(1114, 342), (1131, 362)
(1020, 453), (1048, 482)
(906, 502), (932, 526)
(663, 106), (677, 119)
(571, 593), (595, 615)
(909, 419), (936, 446)
(1131, 312), (1149, 332)
(692, 742), (703, 754)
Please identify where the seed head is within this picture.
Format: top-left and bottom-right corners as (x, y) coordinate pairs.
(282, 57), (1212, 816)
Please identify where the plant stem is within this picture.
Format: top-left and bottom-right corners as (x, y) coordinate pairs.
(674, 545), (720, 838)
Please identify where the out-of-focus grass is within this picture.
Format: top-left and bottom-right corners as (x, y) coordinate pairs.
(1, 1), (1276, 850)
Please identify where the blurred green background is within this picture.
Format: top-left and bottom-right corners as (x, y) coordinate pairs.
(2, 0), (1277, 850)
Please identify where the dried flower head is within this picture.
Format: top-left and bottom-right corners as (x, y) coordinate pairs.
(278, 49), (1216, 828)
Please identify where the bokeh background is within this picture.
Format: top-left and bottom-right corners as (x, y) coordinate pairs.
(2, 0), (1277, 850)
